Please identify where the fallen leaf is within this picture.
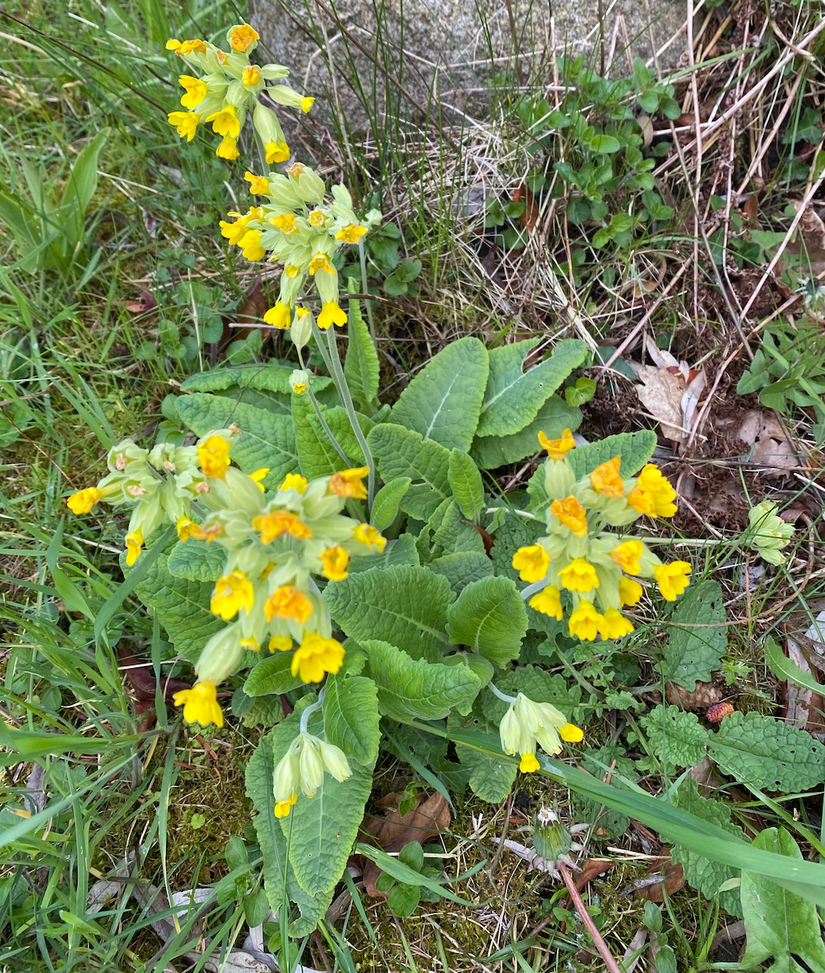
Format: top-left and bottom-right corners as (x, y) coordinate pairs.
(360, 791), (451, 896)
(665, 681), (724, 710)
(634, 853), (685, 902)
(630, 338), (706, 443)
(783, 634), (825, 740)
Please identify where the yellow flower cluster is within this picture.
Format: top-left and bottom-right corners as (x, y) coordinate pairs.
(67, 428), (384, 729)
(166, 23), (311, 161)
(219, 173), (381, 345)
(65, 439), (209, 567)
(512, 430), (691, 641)
(499, 693), (583, 773)
(273, 731), (351, 817)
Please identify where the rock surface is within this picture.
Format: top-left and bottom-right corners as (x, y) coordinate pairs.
(249, 0), (688, 130)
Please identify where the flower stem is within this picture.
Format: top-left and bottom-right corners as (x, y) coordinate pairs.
(488, 682), (517, 705)
(323, 321), (376, 510)
(299, 688), (325, 734)
(297, 347), (351, 465)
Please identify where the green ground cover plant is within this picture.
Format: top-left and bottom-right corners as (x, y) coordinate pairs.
(2, 2), (825, 971)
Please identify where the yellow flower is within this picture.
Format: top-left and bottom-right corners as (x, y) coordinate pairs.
(265, 140), (290, 164)
(240, 635), (260, 651)
(264, 585), (312, 623)
(166, 38), (182, 51)
(125, 528), (143, 567)
(309, 209), (325, 226)
(321, 545), (350, 581)
(610, 540), (644, 575)
(618, 577), (644, 607)
(198, 434), (231, 478)
(190, 522), (224, 543)
(291, 632), (345, 682)
(171, 38), (206, 55)
(558, 558), (599, 592)
(529, 585), (563, 619)
(600, 608), (634, 639)
(519, 752), (540, 773)
(250, 468), (270, 491)
(206, 104), (241, 139)
(220, 211), (252, 245)
(177, 516), (199, 541)
(66, 487), (102, 515)
(317, 301), (347, 329)
(252, 510), (312, 543)
(353, 523), (386, 552)
(229, 23), (259, 52)
(216, 136), (240, 160)
(244, 171), (270, 194)
(538, 428), (575, 459)
(168, 111), (200, 141)
(284, 264), (300, 278)
(560, 723), (584, 743)
(550, 496), (588, 537)
(285, 162), (304, 177)
(300, 97), (314, 113)
(568, 600), (603, 641)
(269, 635), (293, 652)
(335, 224), (368, 244)
(274, 792), (297, 818)
(263, 302), (291, 329)
(271, 213), (296, 233)
(211, 570), (254, 620)
(178, 75), (207, 109)
(308, 254), (334, 275)
(173, 681), (223, 727)
(242, 65), (261, 87)
(238, 229), (265, 260)
(279, 473), (308, 493)
(328, 466), (369, 500)
(591, 456), (623, 497)
(654, 561), (692, 601)
(512, 544), (550, 583)
(627, 465), (677, 518)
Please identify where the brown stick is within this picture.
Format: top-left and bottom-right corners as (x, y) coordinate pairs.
(560, 863), (623, 973)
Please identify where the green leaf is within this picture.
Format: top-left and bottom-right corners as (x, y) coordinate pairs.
(307, 405), (374, 466)
(431, 499), (485, 556)
(344, 289), (380, 408)
(660, 580), (727, 689)
(388, 882), (420, 917)
(390, 337), (489, 451)
(709, 712), (825, 791)
(448, 449), (484, 522)
(166, 539), (225, 582)
(446, 577), (527, 666)
(639, 705), (709, 769)
(740, 828), (825, 973)
(134, 554), (223, 661)
(429, 552), (494, 596)
(589, 134), (622, 153)
(362, 639), (481, 721)
(246, 734), (333, 936)
(367, 423), (451, 519)
(322, 674), (381, 765)
(358, 843), (476, 907)
(498, 666), (583, 722)
(324, 565), (453, 661)
(244, 653), (303, 697)
(370, 477), (411, 532)
(472, 393), (581, 469)
(181, 362), (312, 396)
(476, 338), (587, 439)
(178, 392), (298, 481)
(567, 430), (657, 480)
(58, 128), (109, 254)
(765, 636), (824, 694)
(667, 780), (743, 918)
(276, 709), (376, 897)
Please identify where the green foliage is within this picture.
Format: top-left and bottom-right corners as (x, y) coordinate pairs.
(325, 565), (453, 661)
(362, 639), (481, 721)
(370, 476), (411, 531)
(445, 577), (527, 665)
(471, 394), (581, 468)
(322, 673), (381, 765)
(0, 129), (109, 274)
(367, 423), (452, 518)
(390, 336), (489, 451)
(659, 580), (727, 689)
(740, 828), (825, 973)
(567, 429), (658, 479)
(244, 653), (304, 697)
(448, 449), (484, 522)
(343, 288), (380, 410)
(373, 841), (445, 917)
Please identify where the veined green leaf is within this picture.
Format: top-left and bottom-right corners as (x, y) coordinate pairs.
(476, 338), (587, 439)
(446, 576), (527, 665)
(344, 287), (380, 408)
(567, 430), (657, 479)
(660, 580), (727, 690)
(322, 673), (380, 765)
(448, 449), (484, 522)
(391, 337), (489, 451)
(370, 477), (411, 532)
(367, 423), (451, 519)
(472, 394), (580, 469)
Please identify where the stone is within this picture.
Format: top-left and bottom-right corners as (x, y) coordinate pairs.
(249, 0), (689, 131)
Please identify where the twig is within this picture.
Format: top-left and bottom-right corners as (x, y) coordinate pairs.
(559, 863), (623, 973)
